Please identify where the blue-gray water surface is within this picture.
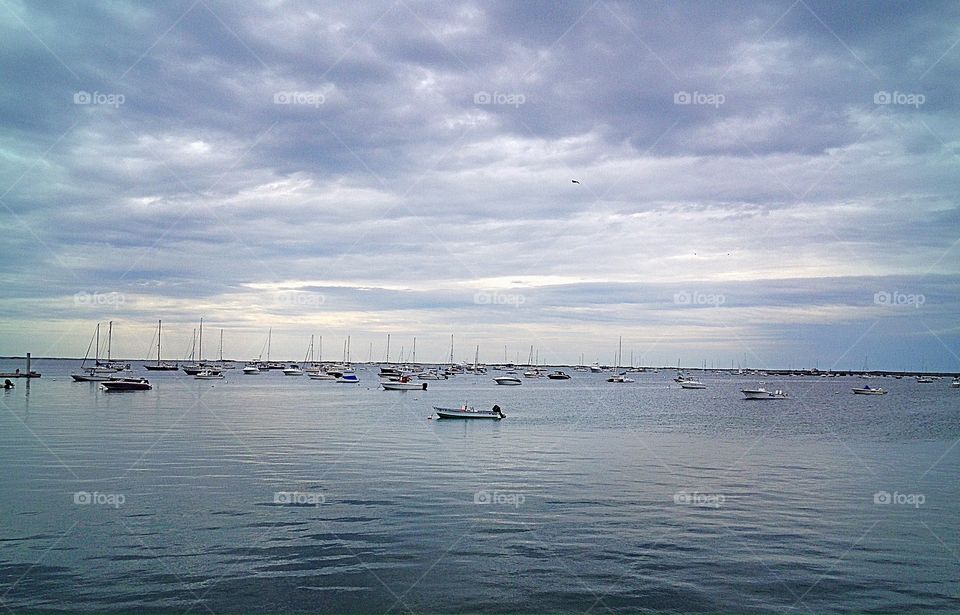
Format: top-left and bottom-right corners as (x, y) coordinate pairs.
(1, 360), (958, 613)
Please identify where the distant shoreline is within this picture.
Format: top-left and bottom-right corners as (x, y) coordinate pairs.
(0, 357), (955, 377)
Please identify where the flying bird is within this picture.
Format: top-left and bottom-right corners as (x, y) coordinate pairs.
(571, 179), (580, 184)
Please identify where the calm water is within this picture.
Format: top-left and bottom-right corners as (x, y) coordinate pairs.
(1, 360), (958, 613)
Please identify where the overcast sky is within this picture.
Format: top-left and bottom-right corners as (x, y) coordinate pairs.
(1, 0), (958, 369)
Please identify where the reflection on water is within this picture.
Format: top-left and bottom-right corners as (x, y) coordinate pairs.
(1, 360), (957, 613)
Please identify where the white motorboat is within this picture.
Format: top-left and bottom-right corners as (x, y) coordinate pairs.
(494, 373), (522, 386)
(916, 376), (933, 384)
(547, 371), (571, 380)
(607, 372), (635, 383)
(417, 369), (446, 380)
(195, 369), (223, 380)
(952, 378), (959, 388)
(741, 387), (788, 399)
(308, 372), (337, 381)
(852, 385), (887, 395)
(434, 404), (505, 420)
(242, 364), (260, 374)
(679, 379), (706, 389)
(381, 378), (427, 391)
(282, 364), (304, 376)
(589, 363), (603, 373)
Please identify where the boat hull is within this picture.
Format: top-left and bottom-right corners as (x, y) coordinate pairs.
(71, 374), (112, 382)
(494, 378), (522, 385)
(381, 382), (427, 390)
(741, 389), (786, 400)
(433, 406), (504, 420)
(101, 379), (152, 391)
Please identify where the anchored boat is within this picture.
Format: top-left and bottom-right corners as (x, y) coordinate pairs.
(494, 373), (522, 386)
(434, 404), (505, 420)
(852, 384), (887, 395)
(101, 377), (152, 391)
(741, 387), (788, 400)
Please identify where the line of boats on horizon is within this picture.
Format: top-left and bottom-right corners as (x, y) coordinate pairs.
(64, 353), (960, 396)
(18, 318), (960, 382)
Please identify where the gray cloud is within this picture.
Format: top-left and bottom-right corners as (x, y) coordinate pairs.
(1, 0), (958, 369)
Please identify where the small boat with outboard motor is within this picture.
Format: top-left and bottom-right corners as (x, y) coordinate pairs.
(433, 404), (505, 420)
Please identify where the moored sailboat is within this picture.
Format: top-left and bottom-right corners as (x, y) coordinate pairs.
(144, 320), (178, 371)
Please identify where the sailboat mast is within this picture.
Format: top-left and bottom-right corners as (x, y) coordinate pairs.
(449, 334), (454, 364)
(219, 329), (224, 362)
(107, 321), (113, 361)
(267, 328), (271, 362)
(386, 334), (391, 363)
(157, 320), (162, 364)
(347, 335), (351, 363)
(96, 323), (101, 364)
(412, 337), (416, 364)
(198, 318), (203, 362)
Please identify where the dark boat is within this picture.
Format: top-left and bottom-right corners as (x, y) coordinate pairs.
(101, 378), (152, 391)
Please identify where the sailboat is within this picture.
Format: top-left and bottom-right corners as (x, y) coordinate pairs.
(260, 328), (283, 370)
(283, 336), (311, 376)
(607, 337), (635, 383)
(523, 345), (543, 378)
(72, 323), (114, 381)
(97, 321), (129, 371)
(181, 318), (205, 375)
(144, 320), (178, 371)
(215, 329), (234, 369)
(181, 329), (199, 374)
